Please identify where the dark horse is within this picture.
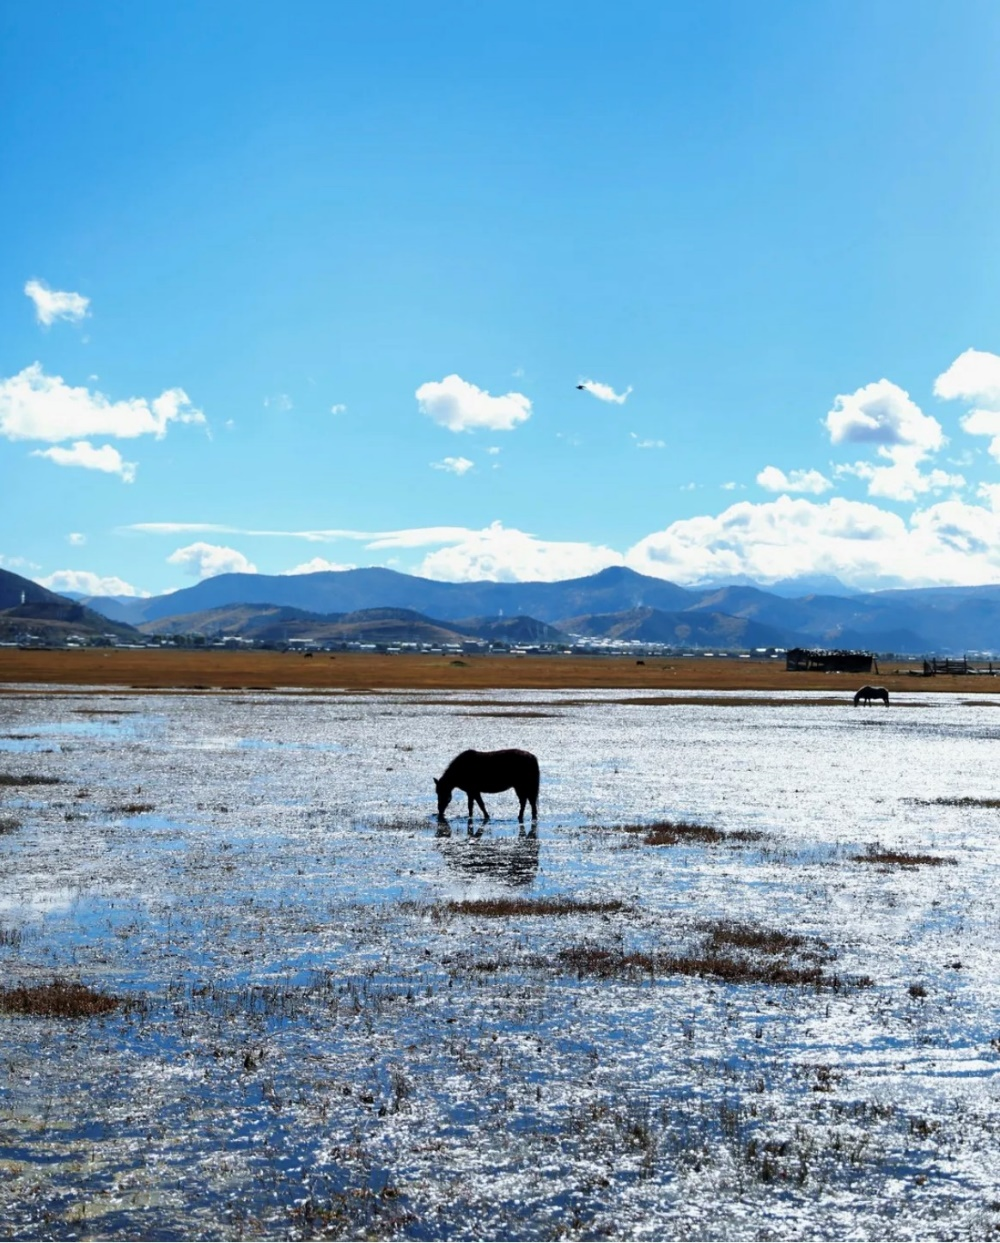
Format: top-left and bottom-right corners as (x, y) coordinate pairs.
(434, 748), (539, 823)
(854, 685), (890, 707)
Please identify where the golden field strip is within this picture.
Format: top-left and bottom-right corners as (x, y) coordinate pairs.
(0, 647), (989, 695)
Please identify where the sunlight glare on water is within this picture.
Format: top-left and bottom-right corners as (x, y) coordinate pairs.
(0, 686), (999, 1240)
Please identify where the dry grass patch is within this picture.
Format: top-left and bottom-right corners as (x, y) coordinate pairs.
(702, 920), (812, 958)
(557, 944), (833, 987)
(432, 896), (625, 919)
(909, 795), (1000, 809)
(852, 845), (955, 867)
(0, 978), (127, 1018)
(615, 820), (764, 847)
(0, 816), (21, 834)
(0, 772), (61, 786)
(558, 919), (868, 990)
(106, 802), (156, 815)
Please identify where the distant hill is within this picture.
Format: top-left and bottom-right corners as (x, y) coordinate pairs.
(456, 615), (568, 645)
(559, 607), (796, 649)
(0, 568), (139, 643)
(140, 604), (487, 647)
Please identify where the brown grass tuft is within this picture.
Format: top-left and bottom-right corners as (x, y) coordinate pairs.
(909, 796), (1000, 809)
(702, 920), (811, 957)
(0, 978), (125, 1018)
(437, 896), (625, 919)
(106, 802), (156, 815)
(0, 772), (61, 786)
(615, 820), (764, 847)
(0, 816), (21, 835)
(557, 944), (830, 987)
(853, 846), (955, 867)
(557, 919), (865, 990)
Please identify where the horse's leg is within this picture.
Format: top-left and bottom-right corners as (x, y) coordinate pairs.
(467, 791), (475, 819)
(517, 789), (526, 822)
(474, 792), (489, 822)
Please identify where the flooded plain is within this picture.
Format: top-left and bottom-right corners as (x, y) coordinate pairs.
(1, 684), (1000, 1240)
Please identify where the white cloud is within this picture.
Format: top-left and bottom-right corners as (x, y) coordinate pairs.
(166, 542), (257, 579)
(934, 348), (1000, 407)
(24, 279), (90, 326)
(282, 557), (355, 575)
(625, 494), (1000, 589)
(416, 374), (531, 433)
(631, 433), (666, 450)
(31, 440), (136, 482)
(416, 520), (622, 583)
(264, 394), (293, 412)
(977, 483), (1000, 512)
(0, 554), (41, 571)
(68, 532), (86, 546)
(0, 364), (204, 443)
(577, 379), (632, 404)
(756, 465), (833, 495)
(431, 456), (474, 475)
(330, 403), (347, 415)
(825, 379), (943, 453)
(959, 408), (1000, 463)
(487, 446), (500, 455)
(835, 450), (964, 503)
(933, 349), (1000, 462)
(38, 569), (144, 597)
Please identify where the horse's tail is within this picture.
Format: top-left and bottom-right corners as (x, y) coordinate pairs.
(528, 752), (540, 799)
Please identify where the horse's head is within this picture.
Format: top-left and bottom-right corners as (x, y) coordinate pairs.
(434, 776), (452, 818)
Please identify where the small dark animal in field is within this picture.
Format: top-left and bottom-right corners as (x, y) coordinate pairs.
(435, 748), (539, 823)
(854, 685), (889, 707)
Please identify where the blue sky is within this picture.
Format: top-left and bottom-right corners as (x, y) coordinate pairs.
(4, 1), (1000, 598)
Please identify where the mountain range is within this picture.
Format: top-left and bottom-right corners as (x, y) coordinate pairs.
(49, 563), (1000, 654)
(6, 563), (1000, 653)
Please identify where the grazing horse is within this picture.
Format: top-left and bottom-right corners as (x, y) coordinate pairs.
(854, 685), (890, 707)
(434, 748), (539, 823)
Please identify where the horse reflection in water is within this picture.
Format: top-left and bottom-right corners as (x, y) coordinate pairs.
(435, 823), (540, 887)
(434, 748), (539, 824)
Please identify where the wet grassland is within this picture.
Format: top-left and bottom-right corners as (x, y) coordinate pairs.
(1, 687), (1000, 1239)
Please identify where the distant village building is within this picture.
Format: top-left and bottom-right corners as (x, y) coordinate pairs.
(786, 647), (876, 674)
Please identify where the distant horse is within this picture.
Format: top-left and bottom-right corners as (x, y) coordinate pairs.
(854, 685), (890, 707)
(434, 748), (539, 823)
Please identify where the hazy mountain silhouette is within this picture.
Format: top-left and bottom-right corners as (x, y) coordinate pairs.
(61, 563), (1000, 654)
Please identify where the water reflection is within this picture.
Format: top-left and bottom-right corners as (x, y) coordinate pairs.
(435, 824), (540, 887)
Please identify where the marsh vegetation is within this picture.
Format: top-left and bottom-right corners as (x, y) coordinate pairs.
(0, 684), (999, 1239)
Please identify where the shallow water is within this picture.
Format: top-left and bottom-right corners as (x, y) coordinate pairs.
(1, 686), (999, 1239)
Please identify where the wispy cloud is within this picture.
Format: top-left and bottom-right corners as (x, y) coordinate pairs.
(263, 393), (293, 412)
(630, 433), (665, 449)
(24, 279), (90, 326)
(431, 456), (474, 475)
(416, 374), (531, 432)
(282, 557), (355, 575)
(31, 440), (136, 482)
(756, 465), (832, 495)
(577, 379), (632, 405)
(67, 532), (86, 546)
